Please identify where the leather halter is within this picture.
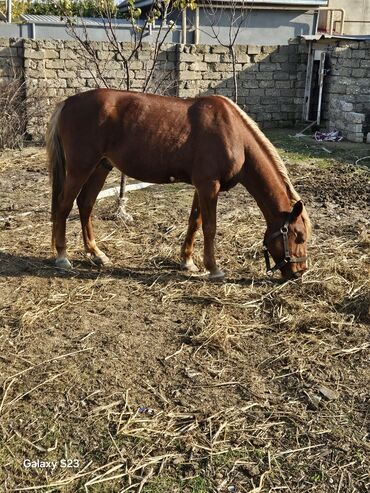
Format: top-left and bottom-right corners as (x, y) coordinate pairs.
(263, 209), (308, 276)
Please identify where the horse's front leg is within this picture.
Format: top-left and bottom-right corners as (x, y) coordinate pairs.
(77, 162), (112, 267)
(180, 191), (202, 272)
(197, 181), (224, 280)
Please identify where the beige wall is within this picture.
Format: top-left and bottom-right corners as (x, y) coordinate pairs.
(324, 0), (370, 35)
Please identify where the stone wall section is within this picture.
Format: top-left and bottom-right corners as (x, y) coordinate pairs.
(2, 37), (370, 143)
(21, 39), (177, 137)
(328, 100), (366, 143)
(23, 39), (177, 96)
(15, 38), (308, 138)
(0, 38), (23, 83)
(322, 40), (370, 142)
(176, 41), (308, 128)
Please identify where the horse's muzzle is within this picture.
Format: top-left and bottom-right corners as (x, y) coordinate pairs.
(287, 269), (307, 280)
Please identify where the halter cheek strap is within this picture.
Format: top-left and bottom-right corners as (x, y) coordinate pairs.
(263, 212), (308, 276)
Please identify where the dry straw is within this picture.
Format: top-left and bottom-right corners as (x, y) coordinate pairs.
(0, 146), (369, 492)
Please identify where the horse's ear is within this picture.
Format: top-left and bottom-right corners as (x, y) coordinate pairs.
(290, 200), (303, 221)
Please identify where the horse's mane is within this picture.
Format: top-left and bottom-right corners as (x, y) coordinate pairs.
(216, 95), (312, 239)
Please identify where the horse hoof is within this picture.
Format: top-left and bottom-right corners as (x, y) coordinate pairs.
(55, 257), (72, 269)
(208, 269), (225, 281)
(181, 261), (199, 272)
(90, 253), (111, 267)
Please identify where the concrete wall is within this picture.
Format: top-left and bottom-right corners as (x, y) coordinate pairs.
(0, 23), (34, 38)
(326, 0), (370, 35)
(0, 20), (181, 43)
(196, 9), (317, 45)
(0, 8), (318, 45)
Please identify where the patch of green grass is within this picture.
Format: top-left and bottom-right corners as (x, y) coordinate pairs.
(143, 475), (179, 493)
(310, 471), (326, 483)
(185, 476), (210, 493)
(143, 475), (210, 493)
(254, 448), (266, 460)
(265, 129), (370, 168)
(212, 448), (248, 468)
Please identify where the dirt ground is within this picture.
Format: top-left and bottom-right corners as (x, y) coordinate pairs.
(0, 132), (369, 492)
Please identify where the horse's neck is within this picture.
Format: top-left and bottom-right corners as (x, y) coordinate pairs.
(242, 151), (291, 224)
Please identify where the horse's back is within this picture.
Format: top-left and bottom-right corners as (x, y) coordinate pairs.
(57, 89), (246, 185)
(60, 88), (239, 135)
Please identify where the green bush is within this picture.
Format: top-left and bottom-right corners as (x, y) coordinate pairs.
(0, 0), (32, 22)
(25, 0), (123, 19)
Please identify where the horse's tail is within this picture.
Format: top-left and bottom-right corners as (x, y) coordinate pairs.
(46, 101), (65, 248)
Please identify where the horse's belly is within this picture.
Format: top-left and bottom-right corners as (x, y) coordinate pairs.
(113, 153), (192, 185)
(127, 168), (191, 185)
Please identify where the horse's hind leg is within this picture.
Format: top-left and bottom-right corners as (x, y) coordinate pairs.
(180, 191), (202, 272)
(77, 161), (112, 266)
(197, 180), (224, 280)
(54, 170), (88, 269)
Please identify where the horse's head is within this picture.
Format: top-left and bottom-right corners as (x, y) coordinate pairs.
(263, 201), (309, 279)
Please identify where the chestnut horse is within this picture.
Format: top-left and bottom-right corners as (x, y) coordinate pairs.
(46, 89), (311, 279)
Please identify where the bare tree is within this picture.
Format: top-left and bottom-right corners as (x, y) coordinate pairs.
(200, 0), (255, 103)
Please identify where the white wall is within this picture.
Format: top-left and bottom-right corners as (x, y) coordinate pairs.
(326, 0), (370, 35)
